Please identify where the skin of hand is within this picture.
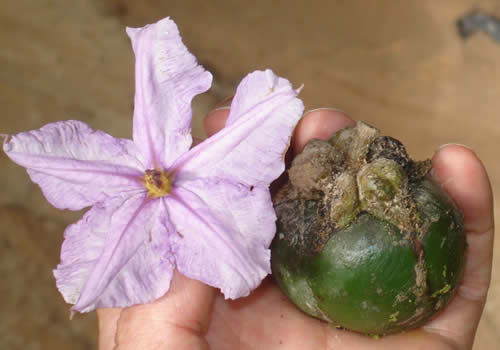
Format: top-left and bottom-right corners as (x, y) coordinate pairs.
(97, 108), (494, 350)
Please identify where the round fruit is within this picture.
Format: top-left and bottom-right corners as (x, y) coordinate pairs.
(271, 122), (466, 335)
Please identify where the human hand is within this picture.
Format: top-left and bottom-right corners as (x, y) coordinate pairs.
(97, 108), (494, 350)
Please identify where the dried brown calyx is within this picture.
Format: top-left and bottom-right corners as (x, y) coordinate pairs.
(274, 121), (432, 256)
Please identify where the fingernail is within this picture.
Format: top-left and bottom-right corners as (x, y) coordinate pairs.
(436, 143), (474, 152)
(212, 106), (231, 113)
(205, 106), (231, 118)
(214, 95), (234, 109)
(303, 107), (347, 116)
(205, 106), (230, 119)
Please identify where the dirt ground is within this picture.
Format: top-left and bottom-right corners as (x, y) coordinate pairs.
(1, 1), (499, 348)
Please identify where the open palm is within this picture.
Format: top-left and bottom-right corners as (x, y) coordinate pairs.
(98, 109), (494, 350)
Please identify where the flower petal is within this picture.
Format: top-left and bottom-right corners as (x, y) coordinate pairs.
(54, 194), (175, 313)
(172, 69), (304, 187)
(3, 120), (146, 210)
(167, 177), (275, 299)
(127, 17), (213, 169)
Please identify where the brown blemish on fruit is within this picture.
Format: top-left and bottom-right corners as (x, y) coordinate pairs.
(413, 249), (428, 298)
(275, 121), (432, 256)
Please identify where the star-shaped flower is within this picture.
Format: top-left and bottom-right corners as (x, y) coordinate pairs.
(2, 17), (303, 313)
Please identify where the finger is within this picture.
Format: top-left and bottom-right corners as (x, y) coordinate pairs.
(422, 144), (494, 349)
(107, 271), (215, 349)
(204, 107), (231, 137)
(292, 108), (354, 154)
(204, 96), (233, 137)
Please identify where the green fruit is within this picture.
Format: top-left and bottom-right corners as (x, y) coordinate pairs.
(271, 122), (466, 335)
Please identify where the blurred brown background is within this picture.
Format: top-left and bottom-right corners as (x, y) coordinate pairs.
(1, 0), (499, 349)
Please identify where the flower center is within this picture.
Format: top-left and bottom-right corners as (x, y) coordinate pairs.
(144, 169), (172, 198)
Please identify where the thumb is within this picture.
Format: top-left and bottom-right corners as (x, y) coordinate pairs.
(98, 271), (216, 350)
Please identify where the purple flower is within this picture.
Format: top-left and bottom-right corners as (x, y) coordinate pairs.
(2, 17), (303, 313)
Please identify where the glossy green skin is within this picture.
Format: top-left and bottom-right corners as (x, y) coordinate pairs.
(271, 179), (466, 335)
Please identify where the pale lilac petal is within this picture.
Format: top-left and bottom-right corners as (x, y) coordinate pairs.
(127, 17), (212, 169)
(54, 194), (175, 312)
(172, 69), (304, 187)
(3, 120), (146, 210)
(225, 69), (298, 127)
(166, 178), (275, 299)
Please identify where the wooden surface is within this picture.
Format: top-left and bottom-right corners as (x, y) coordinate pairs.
(1, 0), (499, 348)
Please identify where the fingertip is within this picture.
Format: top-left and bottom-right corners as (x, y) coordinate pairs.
(293, 108), (354, 154)
(431, 144), (493, 233)
(204, 107), (230, 137)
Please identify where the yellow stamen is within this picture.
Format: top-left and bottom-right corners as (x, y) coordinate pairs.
(144, 169), (172, 198)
